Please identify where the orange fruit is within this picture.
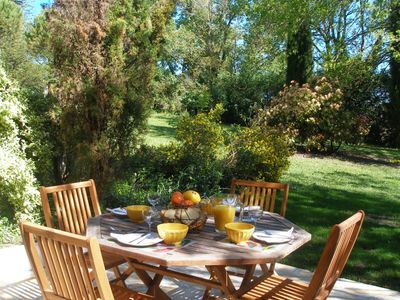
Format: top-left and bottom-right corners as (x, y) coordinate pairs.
(171, 191), (184, 206)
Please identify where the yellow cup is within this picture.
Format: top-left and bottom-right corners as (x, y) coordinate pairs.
(225, 222), (254, 243)
(213, 204), (235, 232)
(157, 223), (189, 245)
(126, 205), (150, 223)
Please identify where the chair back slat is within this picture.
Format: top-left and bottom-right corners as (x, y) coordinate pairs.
(230, 179), (289, 216)
(305, 211), (365, 300)
(20, 221), (114, 300)
(40, 179), (100, 235)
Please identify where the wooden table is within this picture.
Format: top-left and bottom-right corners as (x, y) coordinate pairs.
(87, 213), (311, 299)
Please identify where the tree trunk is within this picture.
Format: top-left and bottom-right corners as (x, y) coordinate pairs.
(286, 20), (313, 85)
(388, 0), (400, 146)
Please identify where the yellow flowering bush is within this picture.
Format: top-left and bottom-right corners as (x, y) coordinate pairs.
(229, 126), (292, 181)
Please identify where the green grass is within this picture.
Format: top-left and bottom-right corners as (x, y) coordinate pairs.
(281, 155), (400, 290)
(340, 144), (400, 163)
(144, 112), (177, 146)
(145, 112), (400, 290)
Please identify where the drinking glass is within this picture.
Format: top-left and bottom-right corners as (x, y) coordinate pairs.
(248, 208), (263, 227)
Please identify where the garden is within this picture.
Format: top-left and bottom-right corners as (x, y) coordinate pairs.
(0, 0), (399, 294)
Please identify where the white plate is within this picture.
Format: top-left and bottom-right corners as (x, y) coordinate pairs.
(110, 232), (163, 247)
(253, 230), (293, 244)
(106, 207), (127, 216)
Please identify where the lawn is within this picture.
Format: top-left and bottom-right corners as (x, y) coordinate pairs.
(145, 112), (400, 290)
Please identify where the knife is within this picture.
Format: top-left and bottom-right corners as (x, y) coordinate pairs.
(133, 233), (151, 245)
(128, 233), (148, 243)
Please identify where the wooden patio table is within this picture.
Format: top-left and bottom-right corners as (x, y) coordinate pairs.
(86, 212), (311, 300)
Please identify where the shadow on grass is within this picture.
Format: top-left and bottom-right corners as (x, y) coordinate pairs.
(282, 179), (400, 291)
(147, 124), (176, 140)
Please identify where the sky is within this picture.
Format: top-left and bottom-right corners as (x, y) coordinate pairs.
(25, 0), (52, 20)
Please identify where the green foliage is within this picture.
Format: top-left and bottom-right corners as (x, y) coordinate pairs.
(106, 106), (292, 206)
(258, 77), (370, 153)
(229, 126), (292, 181)
(34, 0), (175, 194)
(0, 217), (19, 244)
(0, 65), (40, 243)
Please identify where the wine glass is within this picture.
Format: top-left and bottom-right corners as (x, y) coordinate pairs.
(148, 194), (160, 209)
(143, 208), (157, 233)
(248, 208), (262, 227)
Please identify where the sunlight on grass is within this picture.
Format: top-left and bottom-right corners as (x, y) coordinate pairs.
(144, 112), (178, 146)
(281, 155), (400, 289)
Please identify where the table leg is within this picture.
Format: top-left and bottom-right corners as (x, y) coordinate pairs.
(202, 266), (218, 300)
(128, 261), (170, 300)
(207, 265), (238, 300)
(239, 265), (256, 290)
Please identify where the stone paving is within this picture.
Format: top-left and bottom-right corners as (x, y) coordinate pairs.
(1, 245), (399, 300)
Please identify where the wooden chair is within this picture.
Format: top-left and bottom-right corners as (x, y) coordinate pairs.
(239, 210), (365, 300)
(20, 221), (152, 300)
(230, 179), (289, 217)
(40, 179), (126, 285)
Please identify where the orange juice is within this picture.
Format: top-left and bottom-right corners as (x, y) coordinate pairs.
(205, 202), (214, 215)
(213, 204), (235, 231)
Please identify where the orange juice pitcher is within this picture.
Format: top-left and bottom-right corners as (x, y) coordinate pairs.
(212, 193), (239, 232)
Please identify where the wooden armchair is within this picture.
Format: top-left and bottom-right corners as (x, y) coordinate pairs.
(239, 211), (365, 300)
(20, 221), (152, 300)
(230, 179), (289, 216)
(40, 179), (126, 285)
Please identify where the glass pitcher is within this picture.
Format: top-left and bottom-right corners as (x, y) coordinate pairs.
(211, 193), (240, 232)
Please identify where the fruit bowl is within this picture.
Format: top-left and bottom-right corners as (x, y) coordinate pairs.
(225, 222), (255, 244)
(157, 223), (189, 245)
(160, 207), (207, 232)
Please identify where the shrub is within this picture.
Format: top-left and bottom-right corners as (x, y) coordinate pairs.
(105, 103), (292, 205)
(0, 65), (40, 243)
(229, 126), (292, 181)
(257, 77), (369, 153)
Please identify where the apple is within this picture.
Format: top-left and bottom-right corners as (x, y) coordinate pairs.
(183, 190), (201, 204)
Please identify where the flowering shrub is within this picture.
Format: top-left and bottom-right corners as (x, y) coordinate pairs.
(256, 77), (369, 152)
(229, 126), (292, 181)
(0, 66), (40, 242)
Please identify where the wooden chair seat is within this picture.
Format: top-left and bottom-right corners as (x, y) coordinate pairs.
(229, 179), (290, 276)
(238, 211), (365, 300)
(40, 179), (129, 284)
(20, 221), (152, 300)
(230, 179), (289, 216)
(241, 274), (308, 300)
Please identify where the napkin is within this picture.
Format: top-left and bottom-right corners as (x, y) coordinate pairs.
(263, 227), (294, 238)
(106, 207), (127, 215)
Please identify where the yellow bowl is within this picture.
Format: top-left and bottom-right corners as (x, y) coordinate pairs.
(225, 222), (255, 244)
(157, 223), (189, 245)
(126, 205), (150, 223)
